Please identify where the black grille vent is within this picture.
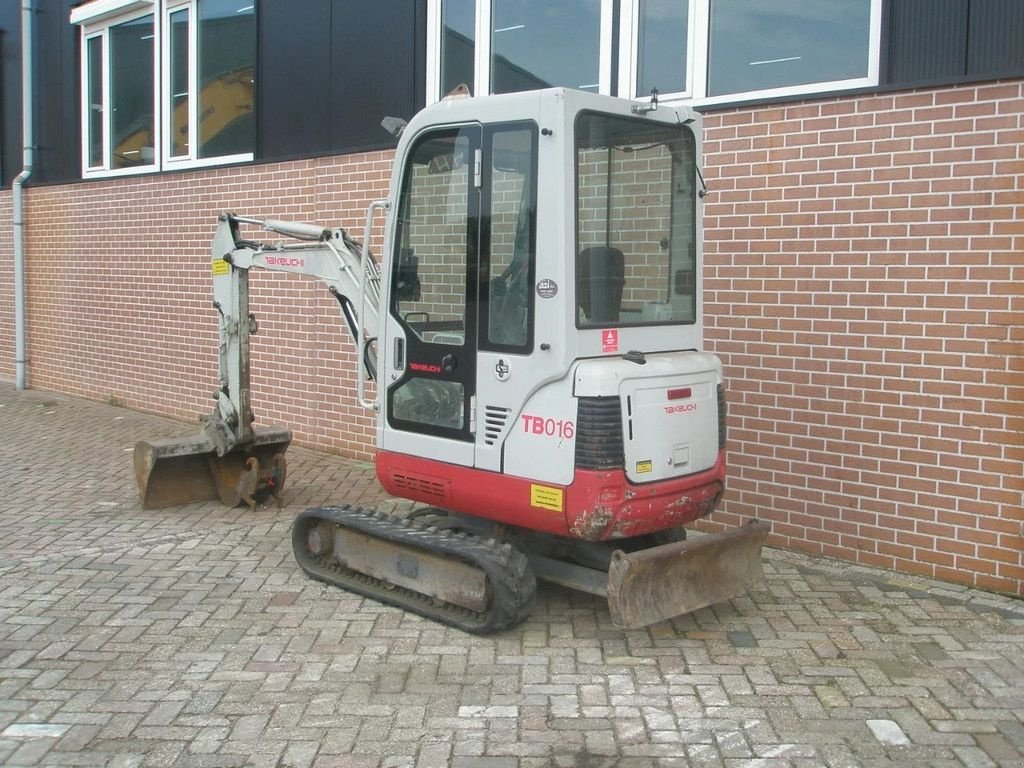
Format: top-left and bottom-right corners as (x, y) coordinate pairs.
(483, 406), (511, 446)
(575, 396), (624, 470)
(717, 384), (727, 451)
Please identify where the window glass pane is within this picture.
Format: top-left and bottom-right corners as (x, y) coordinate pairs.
(392, 379), (465, 430)
(86, 36), (103, 168)
(637, 0), (688, 97)
(110, 15), (154, 169)
(394, 129), (474, 346)
(491, 0), (601, 94)
(169, 9), (189, 157)
(576, 113), (697, 328)
(198, 0), (255, 158)
(486, 127), (535, 349)
(708, 0), (872, 96)
(441, 0), (475, 95)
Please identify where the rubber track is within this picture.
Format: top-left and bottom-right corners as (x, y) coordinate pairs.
(292, 506), (536, 634)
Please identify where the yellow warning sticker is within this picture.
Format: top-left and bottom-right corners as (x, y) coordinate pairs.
(530, 484), (564, 512)
(636, 460), (653, 474)
(211, 259), (230, 276)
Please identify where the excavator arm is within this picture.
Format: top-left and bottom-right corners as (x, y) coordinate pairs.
(134, 209), (386, 509)
(203, 213), (383, 455)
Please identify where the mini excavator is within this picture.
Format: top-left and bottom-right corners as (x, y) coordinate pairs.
(134, 88), (769, 632)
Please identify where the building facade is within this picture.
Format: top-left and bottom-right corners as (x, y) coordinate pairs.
(1, 0), (1022, 596)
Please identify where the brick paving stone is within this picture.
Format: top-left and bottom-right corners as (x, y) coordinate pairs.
(1, 386), (1023, 767)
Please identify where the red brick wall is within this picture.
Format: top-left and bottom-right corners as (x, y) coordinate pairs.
(0, 191), (12, 381)
(1, 80), (1021, 595)
(7, 154), (393, 461)
(701, 80), (1023, 596)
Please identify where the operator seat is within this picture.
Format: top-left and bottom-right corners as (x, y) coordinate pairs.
(577, 246), (625, 323)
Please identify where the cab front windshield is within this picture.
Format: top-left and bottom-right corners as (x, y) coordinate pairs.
(575, 112), (697, 328)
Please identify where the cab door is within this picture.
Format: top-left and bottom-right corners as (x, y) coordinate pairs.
(382, 125), (481, 466)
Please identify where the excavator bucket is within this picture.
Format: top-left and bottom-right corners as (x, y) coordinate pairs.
(134, 427), (291, 509)
(606, 519), (770, 628)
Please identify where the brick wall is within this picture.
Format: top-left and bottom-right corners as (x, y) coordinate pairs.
(700, 80), (1023, 596)
(0, 79), (1021, 595)
(0, 191), (12, 381)
(4, 154), (394, 461)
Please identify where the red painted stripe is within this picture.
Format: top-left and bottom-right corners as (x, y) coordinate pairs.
(376, 450), (727, 542)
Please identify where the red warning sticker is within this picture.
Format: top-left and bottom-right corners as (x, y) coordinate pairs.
(602, 329), (618, 353)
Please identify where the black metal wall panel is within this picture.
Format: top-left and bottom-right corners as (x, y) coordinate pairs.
(0, 1), (80, 187)
(967, 0), (1024, 77)
(0, 6), (22, 188)
(34, 1), (80, 184)
(328, 0), (423, 154)
(885, 0), (968, 84)
(256, 0), (333, 159)
(257, 0), (425, 161)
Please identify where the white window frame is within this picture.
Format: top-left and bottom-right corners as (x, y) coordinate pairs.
(618, 0), (700, 102)
(618, 0), (883, 107)
(428, 0), (882, 108)
(161, 0), (254, 170)
(77, 3), (160, 178)
(72, 0), (255, 179)
(426, 0), (615, 103)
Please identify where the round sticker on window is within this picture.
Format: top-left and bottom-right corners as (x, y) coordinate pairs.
(536, 279), (558, 299)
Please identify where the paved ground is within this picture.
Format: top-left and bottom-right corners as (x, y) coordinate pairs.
(0, 387), (1022, 768)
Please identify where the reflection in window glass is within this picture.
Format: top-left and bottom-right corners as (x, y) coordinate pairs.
(576, 113), (697, 328)
(486, 127), (535, 349)
(637, 0), (689, 97)
(110, 15), (154, 169)
(392, 379), (465, 430)
(169, 9), (189, 157)
(86, 36), (103, 168)
(708, 0), (872, 96)
(198, 0), (255, 158)
(441, 0), (475, 95)
(394, 129), (474, 346)
(491, 0), (600, 94)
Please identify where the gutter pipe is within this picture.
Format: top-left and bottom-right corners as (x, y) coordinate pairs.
(13, 0), (33, 390)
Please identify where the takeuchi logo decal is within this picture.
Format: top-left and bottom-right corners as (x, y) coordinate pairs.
(265, 256), (306, 267)
(410, 362), (442, 374)
(664, 403), (697, 414)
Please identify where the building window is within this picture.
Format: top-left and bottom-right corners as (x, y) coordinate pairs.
(168, 7), (189, 157)
(620, 0), (882, 105)
(636, 0), (691, 99)
(86, 35), (104, 168)
(490, 0), (602, 94)
(110, 14), (156, 169)
(706, 0), (875, 97)
(440, 0), (475, 96)
(72, 0), (255, 178)
(427, 0), (614, 101)
(430, 1), (880, 106)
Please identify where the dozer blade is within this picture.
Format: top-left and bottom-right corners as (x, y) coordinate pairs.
(606, 519), (770, 628)
(134, 427), (291, 509)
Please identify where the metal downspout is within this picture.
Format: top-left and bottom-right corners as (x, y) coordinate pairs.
(13, 0), (34, 390)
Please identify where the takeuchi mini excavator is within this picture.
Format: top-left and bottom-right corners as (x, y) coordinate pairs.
(134, 88), (770, 632)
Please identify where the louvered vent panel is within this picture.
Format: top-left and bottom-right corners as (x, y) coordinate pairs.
(390, 472), (447, 501)
(483, 406), (511, 446)
(574, 396), (624, 469)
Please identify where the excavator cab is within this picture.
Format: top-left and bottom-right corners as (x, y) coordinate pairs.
(375, 90), (712, 509)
